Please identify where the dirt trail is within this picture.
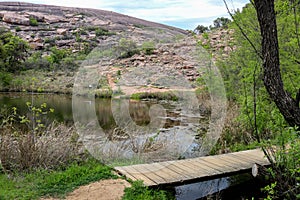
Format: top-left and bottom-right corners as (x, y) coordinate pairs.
(41, 179), (131, 200)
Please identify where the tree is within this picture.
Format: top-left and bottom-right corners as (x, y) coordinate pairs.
(253, 0), (300, 127)
(213, 17), (231, 29)
(0, 28), (29, 72)
(194, 25), (209, 34)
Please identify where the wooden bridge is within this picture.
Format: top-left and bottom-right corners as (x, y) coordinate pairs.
(114, 149), (270, 186)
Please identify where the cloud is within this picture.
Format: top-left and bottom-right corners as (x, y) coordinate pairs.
(6, 0), (249, 29)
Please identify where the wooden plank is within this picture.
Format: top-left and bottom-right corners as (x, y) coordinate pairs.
(190, 158), (229, 173)
(199, 156), (240, 172)
(159, 162), (193, 181)
(229, 152), (267, 165)
(220, 154), (257, 170)
(114, 167), (138, 181)
(115, 166), (156, 186)
(114, 148), (272, 186)
(186, 159), (224, 174)
(164, 161), (200, 178)
(132, 163), (176, 184)
(129, 165), (166, 185)
(231, 150), (270, 165)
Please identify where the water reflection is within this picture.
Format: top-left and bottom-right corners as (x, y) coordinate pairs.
(175, 173), (265, 200)
(1, 93), (207, 162)
(175, 177), (229, 200)
(0, 93), (200, 133)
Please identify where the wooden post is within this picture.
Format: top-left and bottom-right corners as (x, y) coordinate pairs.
(252, 163), (259, 177)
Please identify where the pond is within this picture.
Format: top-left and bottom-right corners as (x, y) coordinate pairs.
(0, 93), (265, 199)
(0, 93), (207, 162)
(0, 93), (198, 129)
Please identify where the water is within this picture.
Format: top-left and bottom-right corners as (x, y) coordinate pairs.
(0, 92), (201, 130)
(0, 93), (207, 161)
(0, 93), (266, 199)
(175, 173), (266, 200)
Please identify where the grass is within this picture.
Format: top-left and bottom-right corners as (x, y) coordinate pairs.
(0, 159), (117, 200)
(122, 181), (174, 200)
(130, 92), (178, 101)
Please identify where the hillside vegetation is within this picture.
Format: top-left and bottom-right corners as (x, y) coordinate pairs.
(198, 1), (300, 198)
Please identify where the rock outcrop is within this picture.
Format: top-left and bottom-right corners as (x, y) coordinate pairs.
(0, 2), (222, 94)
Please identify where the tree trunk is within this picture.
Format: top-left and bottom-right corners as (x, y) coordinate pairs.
(254, 0), (300, 127)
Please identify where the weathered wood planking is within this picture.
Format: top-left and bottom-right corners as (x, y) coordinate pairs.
(114, 149), (270, 186)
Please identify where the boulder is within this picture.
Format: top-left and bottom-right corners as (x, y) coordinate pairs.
(44, 15), (67, 24)
(0, 11), (10, 18)
(33, 37), (43, 43)
(2, 13), (30, 26)
(25, 12), (45, 22)
(55, 39), (74, 47)
(91, 18), (110, 26)
(56, 28), (68, 35)
(29, 42), (44, 50)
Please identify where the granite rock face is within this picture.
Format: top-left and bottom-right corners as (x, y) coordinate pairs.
(0, 2), (223, 93)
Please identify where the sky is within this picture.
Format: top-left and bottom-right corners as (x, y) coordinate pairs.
(6, 0), (249, 30)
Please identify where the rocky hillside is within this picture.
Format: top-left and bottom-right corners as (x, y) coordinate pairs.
(0, 2), (208, 95)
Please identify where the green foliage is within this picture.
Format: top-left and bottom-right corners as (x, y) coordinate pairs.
(218, 1), (299, 135)
(260, 127), (300, 199)
(48, 47), (69, 64)
(0, 28), (29, 72)
(194, 17), (231, 33)
(194, 25), (209, 34)
(23, 52), (51, 71)
(262, 182), (277, 200)
(141, 41), (155, 55)
(95, 27), (115, 36)
(0, 159), (116, 200)
(130, 92), (178, 101)
(122, 181), (173, 200)
(29, 17), (38, 26)
(15, 26), (21, 32)
(36, 159), (116, 197)
(212, 17), (231, 29)
(0, 71), (13, 87)
(115, 38), (139, 58)
(216, 1), (300, 198)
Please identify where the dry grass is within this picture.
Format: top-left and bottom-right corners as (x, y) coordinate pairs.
(212, 101), (255, 154)
(0, 123), (84, 172)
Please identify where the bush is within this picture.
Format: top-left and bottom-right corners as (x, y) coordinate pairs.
(115, 38), (139, 58)
(15, 26), (21, 32)
(122, 181), (173, 200)
(0, 71), (12, 87)
(95, 28), (115, 36)
(23, 55), (51, 71)
(29, 17), (38, 26)
(141, 41), (155, 55)
(261, 127), (300, 199)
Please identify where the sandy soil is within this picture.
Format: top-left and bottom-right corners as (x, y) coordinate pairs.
(41, 179), (131, 200)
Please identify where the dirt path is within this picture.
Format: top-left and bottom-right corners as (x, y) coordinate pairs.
(41, 179), (131, 200)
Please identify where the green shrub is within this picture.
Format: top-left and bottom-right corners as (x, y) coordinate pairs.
(29, 17), (38, 26)
(115, 38), (139, 58)
(141, 41), (155, 55)
(261, 127), (300, 199)
(0, 71), (12, 87)
(49, 47), (69, 64)
(95, 28), (115, 36)
(15, 26), (21, 32)
(122, 181), (173, 200)
(130, 92), (178, 101)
